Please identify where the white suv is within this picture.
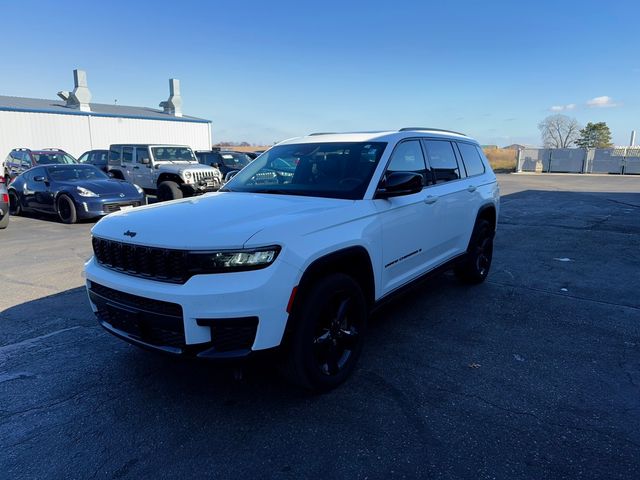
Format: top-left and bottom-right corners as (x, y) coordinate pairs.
(85, 128), (499, 391)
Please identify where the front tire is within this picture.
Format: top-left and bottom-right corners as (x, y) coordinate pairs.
(284, 273), (367, 392)
(455, 219), (494, 284)
(8, 190), (21, 216)
(57, 194), (77, 224)
(157, 181), (183, 202)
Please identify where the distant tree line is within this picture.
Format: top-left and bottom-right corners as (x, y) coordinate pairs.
(538, 114), (613, 149)
(215, 141), (254, 147)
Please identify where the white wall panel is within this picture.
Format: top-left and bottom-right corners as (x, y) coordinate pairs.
(0, 111), (211, 159)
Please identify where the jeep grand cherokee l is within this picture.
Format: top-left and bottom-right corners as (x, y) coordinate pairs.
(85, 128), (500, 391)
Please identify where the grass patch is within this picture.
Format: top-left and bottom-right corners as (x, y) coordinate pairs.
(484, 148), (517, 173)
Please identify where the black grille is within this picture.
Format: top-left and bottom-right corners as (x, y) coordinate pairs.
(197, 317), (258, 352)
(103, 201), (141, 214)
(88, 281), (186, 349)
(89, 281), (182, 317)
(92, 237), (189, 284)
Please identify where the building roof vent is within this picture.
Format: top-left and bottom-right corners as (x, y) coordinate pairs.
(159, 78), (182, 117)
(57, 69), (91, 112)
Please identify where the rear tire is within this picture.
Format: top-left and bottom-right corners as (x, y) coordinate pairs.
(57, 195), (77, 224)
(8, 190), (21, 216)
(283, 273), (367, 392)
(455, 219), (494, 284)
(157, 181), (183, 202)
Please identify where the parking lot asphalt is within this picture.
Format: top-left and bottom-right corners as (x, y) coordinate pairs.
(1, 174), (639, 479)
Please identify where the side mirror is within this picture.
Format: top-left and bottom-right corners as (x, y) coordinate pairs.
(213, 163), (220, 169)
(140, 157), (150, 165)
(225, 170), (239, 182)
(21, 161), (31, 168)
(375, 172), (423, 199)
(34, 176), (46, 182)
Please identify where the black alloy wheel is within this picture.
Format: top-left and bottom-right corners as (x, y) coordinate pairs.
(57, 195), (77, 224)
(312, 292), (362, 377)
(285, 273), (367, 392)
(8, 190), (21, 215)
(455, 218), (494, 284)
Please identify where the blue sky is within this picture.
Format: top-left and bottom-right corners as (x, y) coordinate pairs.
(1, 0), (638, 146)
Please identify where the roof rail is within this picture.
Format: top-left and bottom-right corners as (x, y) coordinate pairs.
(308, 132), (338, 136)
(399, 127), (467, 136)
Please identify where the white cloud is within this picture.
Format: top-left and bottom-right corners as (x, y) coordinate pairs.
(550, 103), (576, 112)
(587, 96), (618, 108)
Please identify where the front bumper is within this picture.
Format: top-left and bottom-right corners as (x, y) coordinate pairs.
(85, 255), (300, 357)
(76, 194), (146, 219)
(183, 179), (221, 196)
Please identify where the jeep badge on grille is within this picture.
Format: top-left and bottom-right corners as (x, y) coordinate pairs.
(123, 230), (137, 238)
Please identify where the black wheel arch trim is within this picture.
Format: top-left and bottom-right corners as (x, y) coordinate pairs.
(476, 203), (497, 230)
(157, 174), (184, 186)
(282, 246), (375, 347)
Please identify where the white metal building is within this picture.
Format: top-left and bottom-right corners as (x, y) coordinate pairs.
(0, 70), (212, 159)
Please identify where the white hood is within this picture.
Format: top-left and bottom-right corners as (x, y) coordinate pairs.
(91, 192), (355, 250)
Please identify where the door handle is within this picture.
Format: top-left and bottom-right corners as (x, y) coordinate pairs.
(467, 185), (477, 192)
(133, 166), (140, 170)
(424, 195), (438, 205)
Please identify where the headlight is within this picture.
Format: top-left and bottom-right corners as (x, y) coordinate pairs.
(183, 171), (192, 182)
(189, 246), (280, 274)
(77, 186), (98, 197)
(133, 184), (144, 194)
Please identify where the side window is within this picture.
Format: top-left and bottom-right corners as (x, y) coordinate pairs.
(423, 140), (461, 183)
(78, 153), (89, 163)
(109, 147), (121, 164)
(135, 147), (150, 164)
(122, 147), (133, 163)
(457, 142), (486, 177)
(386, 140), (427, 185)
(12, 152), (26, 166)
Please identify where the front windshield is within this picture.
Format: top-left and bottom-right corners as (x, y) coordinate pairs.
(46, 165), (109, 182)
(220, 152), (251, 169)
(33, 153), (77, 165)
(222, 142), (387, 200)
(151, 147), (196, 162)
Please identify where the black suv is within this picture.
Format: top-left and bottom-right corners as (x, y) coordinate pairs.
(4, 148), (76, 182)
(195, 149), (251, 180)
(78, 150), (109, 172)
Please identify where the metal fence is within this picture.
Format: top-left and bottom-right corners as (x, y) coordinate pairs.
(516, 147), (640, 174)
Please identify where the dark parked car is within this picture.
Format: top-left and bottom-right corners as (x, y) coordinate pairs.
(0, 179), (9, 229)
(4, 148), (77, 182)
(195, 150), (251, 180)
(78, 149), (109, 172)
(8, 164), (145, 224)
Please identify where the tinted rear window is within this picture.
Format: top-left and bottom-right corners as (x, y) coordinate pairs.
(457, 142), (486, 177)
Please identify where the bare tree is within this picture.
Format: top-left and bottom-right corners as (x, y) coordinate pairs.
(538, 114), (581, 148)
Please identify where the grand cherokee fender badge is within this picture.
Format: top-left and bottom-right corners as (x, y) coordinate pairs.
(123, 230), (137, 238)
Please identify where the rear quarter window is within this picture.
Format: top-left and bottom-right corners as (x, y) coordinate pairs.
(457, 142), (486, 177)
